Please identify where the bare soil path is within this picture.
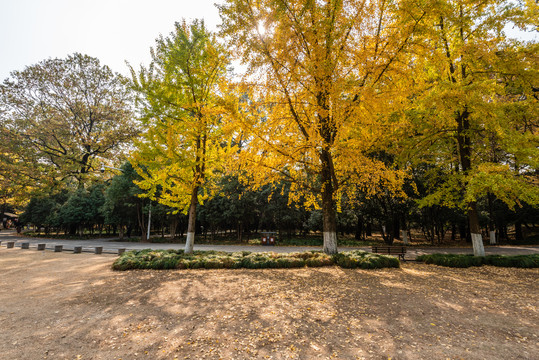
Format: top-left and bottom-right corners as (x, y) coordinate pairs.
(0, 249), (537, 359)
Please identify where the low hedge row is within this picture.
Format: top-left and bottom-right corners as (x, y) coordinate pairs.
(416, 253), (539, 268)
(112, 249), (400, 271)
(333, 250), (400, 269)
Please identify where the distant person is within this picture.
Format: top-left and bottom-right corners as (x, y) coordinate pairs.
(14, 219), (22, 235)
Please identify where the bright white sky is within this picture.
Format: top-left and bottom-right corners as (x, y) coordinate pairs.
(1, 0), (536, 82)
(0, 0), (224, 81)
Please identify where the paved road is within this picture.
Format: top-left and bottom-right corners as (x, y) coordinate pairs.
(1, 230), (538, 258)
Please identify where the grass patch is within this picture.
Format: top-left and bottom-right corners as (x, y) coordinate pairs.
(112, 249), (399, 271)
(416, 253), (539, 268)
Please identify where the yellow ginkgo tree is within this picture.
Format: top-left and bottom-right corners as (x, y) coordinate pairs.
(400, 0), (538, 255)
(219, 0), (426, 253)
(130, 20), (230, 253)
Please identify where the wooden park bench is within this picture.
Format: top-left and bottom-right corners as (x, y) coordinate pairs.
(371, 245), (407, 261)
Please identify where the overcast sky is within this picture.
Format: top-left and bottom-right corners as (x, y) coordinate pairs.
(1, 0), (537, 82)
(0, 0), (224, 81)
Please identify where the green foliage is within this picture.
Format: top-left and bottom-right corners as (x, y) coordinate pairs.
(267, 236), (376, 247)
(416, 254), (484, 268)
(130, 19), (232, 253)
(0, 53), (138, 187)
(301, 252), (334, 267)
(416, 253), (539, 268)
(113, 249), (184, 270)
(112, 249), (399, 271)
(465, 164), (539, 209)
(20, 196), (58, 229)
(333, 250), (401, 269)
(130, 20), (230, 212)
(59, 185), (105, 230)
(276, 237), (322, 246)
(240, 252), (306, 269)
(102, 162), (143, 229)
(24, 232), (118, 240)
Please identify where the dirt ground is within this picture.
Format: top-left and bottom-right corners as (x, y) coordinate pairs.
(0, 250), (537, 360)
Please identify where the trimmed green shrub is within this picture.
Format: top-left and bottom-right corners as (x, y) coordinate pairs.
(275, 256), (306, 268)
(334, 250), (400, 269)
(240, 253), (271, 269)
(305, 252), (334, 267)
(416, 253), (483, 268)
(482, 254), (539, 268)
(416, 253), (539, 268)
(112, 249), (400, 271)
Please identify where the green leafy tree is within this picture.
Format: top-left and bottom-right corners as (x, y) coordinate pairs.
(400, 0), (538, 255)
(130, 20), (230, 253)
(102, 163), (147, 240)
(56, 184), (105, 236)
(0, 53), (138, 189)
(198, 175), (259, 241)
(20, 191), (68, 234)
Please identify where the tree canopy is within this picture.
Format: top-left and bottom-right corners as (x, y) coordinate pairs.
(396, 0), (539, 255)
(130, 20), (231, 253)
(0, 53), (139, 189)
(219, 0), (427, 253)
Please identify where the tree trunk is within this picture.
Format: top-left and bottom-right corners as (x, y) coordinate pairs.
(468, 202), (485, 256)
(366, 222), (372, 237)
(489, 230), (496, 245)
(0, 203), (5, 230)
(355, 216), (363, 241)
(184, 187), (199, 254)
(456, 107), (484, 256)
(401, 215), (408, 243)
(382, 223), (394, 245)
(170, 217), (179, 239)
(393, 215), (400, 240)
(457, 223), (465, 241)
(237, 221), (243, 243)
(499, 223), (507, 242)
(485, 193), (495, 244)
(321, 149), (337, 254)
(136, 202), (147, 242)
(515, 221), (523, 242)
(401, 230), (409, 245)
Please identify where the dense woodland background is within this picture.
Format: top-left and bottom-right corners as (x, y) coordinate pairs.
(0, 0), (537, 250)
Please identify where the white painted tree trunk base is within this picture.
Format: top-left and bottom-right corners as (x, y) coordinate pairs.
(323, 231), (338, 254)
(471, 233), (485, 257)
(489, 230), (496, 245)
(401, 230), (409, 245)
(185, 232), (195, 254)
